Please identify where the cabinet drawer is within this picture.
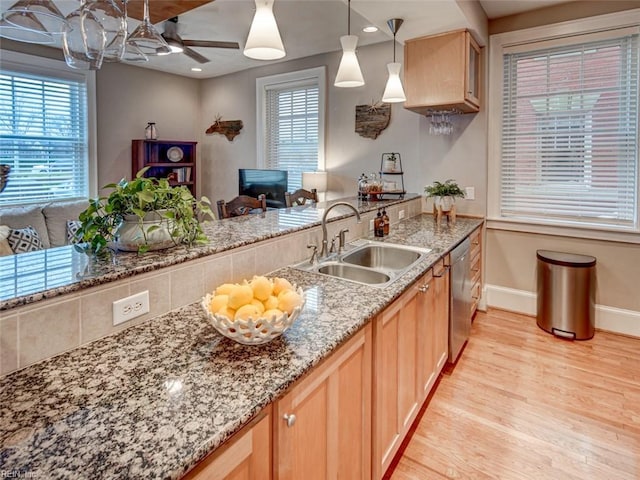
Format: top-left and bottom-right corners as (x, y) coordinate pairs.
(471, 280), (481, 301)
(469, 230), (481, 260)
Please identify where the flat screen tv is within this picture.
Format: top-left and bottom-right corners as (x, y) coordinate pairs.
(239, 169), (288, 209)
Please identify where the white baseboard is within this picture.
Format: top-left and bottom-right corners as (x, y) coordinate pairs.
(484, 284), (640, 338)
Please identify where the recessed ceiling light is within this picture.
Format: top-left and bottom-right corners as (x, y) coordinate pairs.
(363, 26), (378, 33)
(191, 67), (202, 72)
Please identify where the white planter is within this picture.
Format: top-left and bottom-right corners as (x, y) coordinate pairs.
(115, 211), (176, 252)
(434, 195), (455, 212)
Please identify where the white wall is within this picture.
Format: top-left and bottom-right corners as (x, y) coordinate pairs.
(96, 62), (201, 192)
(199, 41), (488, 216)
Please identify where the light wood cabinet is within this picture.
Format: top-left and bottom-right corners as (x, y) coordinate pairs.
(274, 324), (372, 480)
(404, 29), (482, 114)
(182, 407), (271, 480)
(372, 266), (449, 480)
(469, 227), (483, 317)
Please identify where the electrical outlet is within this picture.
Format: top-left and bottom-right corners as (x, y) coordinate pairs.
(398, 209), (405, 220)
(369, 219), (374, 231)
(465, 186), (475, 200)
(113, 291), (150, 326)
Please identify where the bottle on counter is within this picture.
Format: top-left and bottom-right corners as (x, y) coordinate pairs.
(382, 208), (390, 236)
(374, 209), (384, 237)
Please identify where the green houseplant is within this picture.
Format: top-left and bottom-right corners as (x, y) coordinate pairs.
(75, 167), (213, 255)
(424, 179), (465, 212)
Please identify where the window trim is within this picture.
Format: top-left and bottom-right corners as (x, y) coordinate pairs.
(255, 66), (326, 172)
(0, 50), (98, 205)
(487, 9), (640, 244)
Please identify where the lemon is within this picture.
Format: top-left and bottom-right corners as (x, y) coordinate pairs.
(263, 308), (284, 320)
(217, 306), (236, 320)
(235, 304), (261, 321)
(208, 294), (228, 314)
(263, 295), (279, 311)
(250, 275), (273, 301)
(215, 283), (236, 295)
(273, 277), (294, 296)
(278, 290), (303, 315)
(227, 284), (253, 310)
(250, 298), (266, 314)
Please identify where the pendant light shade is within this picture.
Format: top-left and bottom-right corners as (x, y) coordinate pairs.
(243, 0), (285, 60)
(335, 35), (364, 87)
(334, 0), (364, 88)
(382, 62), (406, 103)
(382, 18), (406, 104)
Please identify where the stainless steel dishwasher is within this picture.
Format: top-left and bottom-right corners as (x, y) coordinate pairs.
(448, 238), (471, 363)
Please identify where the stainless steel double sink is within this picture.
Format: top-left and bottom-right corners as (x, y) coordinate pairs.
(293, 240), (432, 287)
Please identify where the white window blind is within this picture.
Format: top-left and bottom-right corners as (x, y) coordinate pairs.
(501, 32), (639, 229)
(0, 64), (89, 206)
(264, 82), (319, 191)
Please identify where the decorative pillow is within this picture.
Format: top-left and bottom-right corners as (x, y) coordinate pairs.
(66, 220), (82, 245)
(0, 225), (13, 257)
(7, 226), (44, 254)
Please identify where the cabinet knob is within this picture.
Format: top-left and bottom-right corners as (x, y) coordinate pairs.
(283, 413), (296, 427)
(419, 284), (430, 293)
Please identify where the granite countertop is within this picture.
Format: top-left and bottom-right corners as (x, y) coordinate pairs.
(0, 195), (418, 311)
(0, 215), (482, 479)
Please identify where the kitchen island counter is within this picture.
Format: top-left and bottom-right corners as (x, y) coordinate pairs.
(0, 215), (482, 479)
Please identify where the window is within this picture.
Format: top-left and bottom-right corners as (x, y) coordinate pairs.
(257, 67), (326, 191)
(0, 51), (96, 206)
(489, 15), (640, 236)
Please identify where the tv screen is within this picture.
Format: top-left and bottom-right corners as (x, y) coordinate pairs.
(239, 169), (288, 209)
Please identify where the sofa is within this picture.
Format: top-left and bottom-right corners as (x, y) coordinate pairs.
(0, 199), (89, 255)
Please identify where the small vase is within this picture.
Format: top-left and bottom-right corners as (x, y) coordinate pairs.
(145, 122), (158, 140)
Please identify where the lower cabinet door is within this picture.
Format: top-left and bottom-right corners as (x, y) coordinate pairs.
(182, 407), (271, 480)
(372, 286), (421, 480)
(433, 259), (450, 372)
(274, 324), (372, 480)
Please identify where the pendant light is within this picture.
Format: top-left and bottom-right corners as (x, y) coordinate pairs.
(382, 18), (406, 103)
(243, 0), (285, 60)
(334, 0), (364, 88)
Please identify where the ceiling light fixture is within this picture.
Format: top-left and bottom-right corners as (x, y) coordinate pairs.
(363, 25), (378, 33)
(191, 67), (202, 72)
(382, 18), (406, 104)
(243, 0), (285, 60)
(334, 0), (364, 88)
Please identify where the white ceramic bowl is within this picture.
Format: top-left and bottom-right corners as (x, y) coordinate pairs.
(201, 286), (305, 345)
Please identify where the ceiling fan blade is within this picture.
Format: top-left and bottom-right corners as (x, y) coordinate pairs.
(183, 47), (210, 64)
(182, 40), (240, 50)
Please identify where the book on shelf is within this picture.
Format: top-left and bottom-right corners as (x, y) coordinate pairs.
(172, 167), (192, 183)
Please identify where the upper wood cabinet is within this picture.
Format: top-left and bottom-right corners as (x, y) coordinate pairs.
(274, 324), (372, 480)
(403, 29), (482, 114)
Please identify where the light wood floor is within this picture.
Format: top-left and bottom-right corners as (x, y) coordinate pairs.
(388, 309), (640, 480)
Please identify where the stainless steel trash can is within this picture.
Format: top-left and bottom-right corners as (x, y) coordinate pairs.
(536, 250), (596, 340)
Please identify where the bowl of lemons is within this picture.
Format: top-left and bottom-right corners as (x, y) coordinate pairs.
(202, 275), (305, 345)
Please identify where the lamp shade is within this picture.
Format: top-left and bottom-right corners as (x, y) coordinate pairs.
(243, 0), (285, 60)
(302, 171), (328, 193)
(382, 62), (406, 103)
(334, 35), (364, 88)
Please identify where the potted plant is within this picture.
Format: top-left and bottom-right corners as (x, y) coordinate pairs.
(75, 167), (213, 255)
(424, 179), (465, 212)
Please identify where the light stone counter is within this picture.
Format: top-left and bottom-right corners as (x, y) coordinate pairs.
(0, 214), (482, 479)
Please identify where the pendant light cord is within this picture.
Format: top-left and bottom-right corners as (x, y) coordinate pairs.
(393, 31), (396, 62)
(347, 0), (351, 36)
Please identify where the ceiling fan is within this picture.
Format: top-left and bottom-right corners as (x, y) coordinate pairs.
(162, 17), (240, 64)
